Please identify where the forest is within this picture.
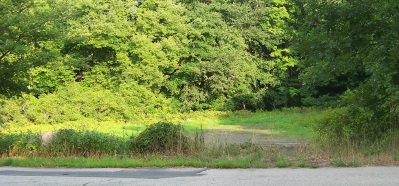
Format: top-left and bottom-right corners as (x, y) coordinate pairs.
(1, 0), (398, 145)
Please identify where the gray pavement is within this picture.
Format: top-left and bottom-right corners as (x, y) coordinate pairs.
(0, 167), (398, 186)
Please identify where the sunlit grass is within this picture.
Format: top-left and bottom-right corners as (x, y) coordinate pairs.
(0, 108), (318, 140)
(0, 156), (271, 168)
(180, 108), (318, 139)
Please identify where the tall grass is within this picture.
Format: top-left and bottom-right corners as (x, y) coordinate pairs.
(0, 130), (129, 158)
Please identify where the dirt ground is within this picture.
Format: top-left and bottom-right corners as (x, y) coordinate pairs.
(201, 129), (309, 153)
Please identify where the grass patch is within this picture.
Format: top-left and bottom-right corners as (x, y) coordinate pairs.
(295, 160), (319, 168)
(393, 153), (399, 161)
(0, 158), (13, 166)
(295, 154), (319, 168)
(0, 156), (271, 169)
(182, 108), (318, 139)
(274, 157), (291, 168)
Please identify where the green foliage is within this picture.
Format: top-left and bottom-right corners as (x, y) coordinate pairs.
(295, 160), (306, 168)
(0, 158), (13, 166)
(315, 106), (395, 155)
(274, 156), (291, 168)
(0, 129), (128, 157)
(0, 0), (72, 96)
(169, 0), (297, 111)
(168, 2), (254, 110)
(3, 0), (398, 156)
(0, 83), (173, 128)
(1, 0), (299, 113)
(29, 62), (75, 96)
(0, 132), (40, 157)
(225, 0), (299, 109)
(316, 108), (374, 142)
(298, 0), (399, 105)
(134, 122), (189, 154)
(45, 129), (127, 157)
(296, 0), (399, 143)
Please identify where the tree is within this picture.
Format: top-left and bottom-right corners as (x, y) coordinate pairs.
(296, 0), (399, 140)
(0, 0), (70, 97)
(167, 1), (259, 110)
(60, 0), (191, 115)
(221, 0), (299, 109)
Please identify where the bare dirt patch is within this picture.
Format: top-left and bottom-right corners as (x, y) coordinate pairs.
(201, 129), (309, 153)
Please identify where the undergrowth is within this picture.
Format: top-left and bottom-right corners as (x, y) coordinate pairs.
(0, 121), (312, 168)
(1, 109), (399, 168)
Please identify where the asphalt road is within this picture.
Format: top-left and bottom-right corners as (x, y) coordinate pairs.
(1, 167), (398, 186)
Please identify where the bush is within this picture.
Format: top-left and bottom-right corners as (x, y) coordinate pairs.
(0, 132), (41, 157)
(316, 106), (389, 147)
(0, 134), (15, 156)
(133, 122), (189, 154)
(0, 83), (174, 128)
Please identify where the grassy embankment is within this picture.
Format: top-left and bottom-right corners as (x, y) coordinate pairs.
(1, 108), (398, 168)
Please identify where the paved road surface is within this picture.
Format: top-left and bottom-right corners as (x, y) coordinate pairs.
(1, 167), (398, 186)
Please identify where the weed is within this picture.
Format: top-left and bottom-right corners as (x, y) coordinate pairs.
(295, 160), (307, 168)
(332, 159), (346, 167)
(347, 161), (360, 167)
(275, 157), (291, 168)
(393, 153), (399, 161)
(194, 125), (205, 152)
(295, 157), (319, 168)
(332, 159), (360, 167)
(307, 163), (319, 168)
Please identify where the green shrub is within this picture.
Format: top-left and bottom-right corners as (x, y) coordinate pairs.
(0, 83), (174, 128)
(134, 122), (189, 154)
(316, 107), (384, 144)
(0, 132), (41, 157)
(0, 97), (31, 127)
(0, 134), (18, 156)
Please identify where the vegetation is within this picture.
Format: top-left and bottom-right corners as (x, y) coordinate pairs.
(133, 122), (189, 154)
(1, 110), (398, 168)
(1, 0), (398, 167)
(0, 110), (313, 155)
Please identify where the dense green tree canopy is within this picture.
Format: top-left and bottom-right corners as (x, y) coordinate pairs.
(295, 0), (399, 140)
(0, 0), (71, 97)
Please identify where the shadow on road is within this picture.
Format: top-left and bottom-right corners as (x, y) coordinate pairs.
(0, 168), (207, 179)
